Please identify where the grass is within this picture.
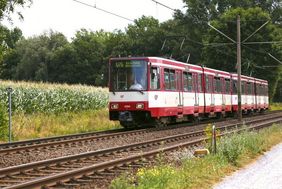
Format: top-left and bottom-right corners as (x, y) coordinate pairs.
(0, 108), (121, 142)
(110, 125), (282, 189)
(270, 103), (282, 111)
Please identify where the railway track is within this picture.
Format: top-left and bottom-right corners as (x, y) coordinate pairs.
(0, 128), (129, 150)
(0, 111), (280, 156)
(0, 114), (281, 189)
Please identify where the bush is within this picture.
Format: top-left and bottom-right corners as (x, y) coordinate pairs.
(110, 174), (134, 189)
(0, 102), (8, 141)
(217, 130), (266, 165)
(217, 133), (244, 165)
(136, 166), (176, 189)
(241, 132), (264, 155)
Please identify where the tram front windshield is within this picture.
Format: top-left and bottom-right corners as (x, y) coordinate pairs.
(110, 60), (147, 91)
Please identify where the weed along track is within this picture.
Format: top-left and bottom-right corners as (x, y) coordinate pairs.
(0, 113), (281, 188)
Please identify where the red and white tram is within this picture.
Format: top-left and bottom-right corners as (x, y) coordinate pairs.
(109, 57), (269, 127)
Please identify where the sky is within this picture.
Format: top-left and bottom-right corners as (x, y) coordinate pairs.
(2, 0), (186, 40)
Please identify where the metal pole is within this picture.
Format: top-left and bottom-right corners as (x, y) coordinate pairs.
(212, 124), (216, 154)
(7, 87), (12, 143)
(237, 15), (242, 122)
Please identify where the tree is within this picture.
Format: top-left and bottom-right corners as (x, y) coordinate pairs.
(181, 0), (281, 23)
(2, 31), (68, 81)
(71, 29), (108, 85)
(0, 0), (32, 20)
(0, 0), (32, 78)
(202, 7), (282, 101)
(48, 43), (78, 83)
(0, 26), (23, 78)
(126, 16), (165, 56)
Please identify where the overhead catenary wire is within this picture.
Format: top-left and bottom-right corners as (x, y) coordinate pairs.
(151, 0), (176, 11)
(72, 0), (134, 22)
(243, 41), (282, 45)
(242, 44), (282, 65)
(152, 2), (281, 74)
(72, 0), (281, 66)
(242, 20), (270, 42)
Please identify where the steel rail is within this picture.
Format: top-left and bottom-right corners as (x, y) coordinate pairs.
(1, 116), (281, 188)
(0, 128), (151, 154)
(0, 128), (127, 149)
(5, 117), (282, 189)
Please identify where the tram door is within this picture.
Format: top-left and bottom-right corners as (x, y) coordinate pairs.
(176, 70), (183, 114)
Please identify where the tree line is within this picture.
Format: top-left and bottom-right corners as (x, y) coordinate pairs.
(0, 0), (281, 102)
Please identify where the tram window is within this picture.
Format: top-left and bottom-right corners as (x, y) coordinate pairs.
(164, 69), (170, 90)
(150, 67), (160, 90)
(188, 73), (193, 91)
(183, 72), (189, 91)
(117, 72), (126, 90)
(164, 68), (176, 90)
(184, 72), (193, 92)
(242, 82), (245, 95)
(205, 75), (209, 92)
(232, 80), (237, 94)
(217, 78), (222, 92)
(214, 77), (221, 93)
(256, 84), (259, 95)
(198, 74), (203, 92)
(170, 70), (176, 90)
(247, 82), (252, 95)
(225, 79), (230, 94)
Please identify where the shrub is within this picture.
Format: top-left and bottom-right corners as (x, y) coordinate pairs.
(217, 133), (243, 165)
(110, 173), (134, 189)
(135, 165), (177, 189)
(0, 102), (8, 141)
(240, 131), (264, 155)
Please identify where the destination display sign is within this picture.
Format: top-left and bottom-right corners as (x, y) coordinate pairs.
(114, 60), (144, 68)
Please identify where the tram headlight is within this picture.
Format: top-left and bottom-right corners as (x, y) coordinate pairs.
(136, 103), (144, 109)
(111, 103), (119, 109)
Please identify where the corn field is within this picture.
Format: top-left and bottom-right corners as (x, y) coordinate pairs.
(0, 80), (109, 114)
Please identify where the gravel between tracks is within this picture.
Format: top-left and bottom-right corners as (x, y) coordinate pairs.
(214, 142), (282, 189)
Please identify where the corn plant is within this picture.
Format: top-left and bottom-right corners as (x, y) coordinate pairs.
(0, 80), (109, 114)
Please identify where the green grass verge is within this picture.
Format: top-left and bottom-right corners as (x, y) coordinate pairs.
(110, 125), (282, 189)
(270, 103), (282, 111)
(0, 108), (120, 142)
